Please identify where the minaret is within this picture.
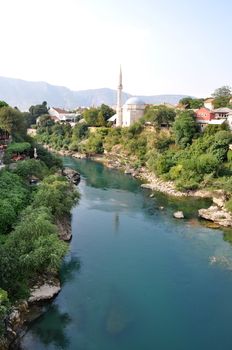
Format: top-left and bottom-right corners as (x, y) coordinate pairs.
(116, 65), (123, 126)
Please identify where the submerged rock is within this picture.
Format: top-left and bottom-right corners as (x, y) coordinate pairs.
(173, 211), (184, 219)
(199, 206), (232, 227)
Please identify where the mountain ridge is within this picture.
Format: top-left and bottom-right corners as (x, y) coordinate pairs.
(0, 76), (187, 111)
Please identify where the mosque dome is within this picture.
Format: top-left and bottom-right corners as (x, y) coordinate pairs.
(125, 97), (145, 105)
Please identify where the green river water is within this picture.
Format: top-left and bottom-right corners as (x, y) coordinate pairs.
(21, 158), (232, 350)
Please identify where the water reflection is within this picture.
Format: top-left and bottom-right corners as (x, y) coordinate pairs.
(60, 254), (81, 285)
(29, 305), (71, 349)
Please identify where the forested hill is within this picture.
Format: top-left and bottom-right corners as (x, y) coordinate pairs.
(0, 76), (186, 111)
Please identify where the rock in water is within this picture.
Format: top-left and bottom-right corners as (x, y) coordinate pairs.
(199, 206), (232, 227)
(62, 167), (80, 185)
(173, 211), (184, 219)
(29, 282), (61, 303)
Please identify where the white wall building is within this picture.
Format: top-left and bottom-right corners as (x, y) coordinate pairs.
(111, 66), (146, 127)
(204, 98), (214, 110)
(122, 97), (146, 126)
(48, 107), (79, 123)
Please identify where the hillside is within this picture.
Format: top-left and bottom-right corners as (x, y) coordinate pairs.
(0, 76), (187, 111)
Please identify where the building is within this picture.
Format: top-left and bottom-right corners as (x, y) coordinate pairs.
(111, 66), (146, 127)
(195, 107), (215, 130)
(48, 107), (79, 124)
(204, 98), (214, 110)
(122, 97), (146, 126)
(213, 107), (232, 119)
(227, 111), (232, 131)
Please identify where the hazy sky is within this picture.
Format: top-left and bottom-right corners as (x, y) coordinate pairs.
(0, 0), (231, 97)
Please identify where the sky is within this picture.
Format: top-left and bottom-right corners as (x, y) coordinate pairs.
(0, 0), (231, 97)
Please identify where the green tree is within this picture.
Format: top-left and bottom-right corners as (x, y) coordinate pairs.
(0, 101), (8, 108)
(29, 101), (48, 122)
(0, 107), (27, 141)
(212, 85), (232, 98)
(173, 111), (199, 148)
(212, 86), (231, 108)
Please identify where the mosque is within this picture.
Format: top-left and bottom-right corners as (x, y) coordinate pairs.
(109, 66), (146, 127)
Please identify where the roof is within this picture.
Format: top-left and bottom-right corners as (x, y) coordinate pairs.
(108, 114), (117, 122)
(213, 107), (232, 113)
(51, 107), (71, 114)
(125, 97), (145, 105)
(208, 119), (226, 125)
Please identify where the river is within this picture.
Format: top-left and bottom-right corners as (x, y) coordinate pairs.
(21, 158), (232, 350)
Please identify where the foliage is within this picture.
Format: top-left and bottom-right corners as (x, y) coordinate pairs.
(6, 142), (31, 155)
(212, 86), (231, 108)
(173, 111), (199, 147)
(0, 289), (9, 337)
(83, 104), (115, 126)
(0, 206), (67, 299)
(212, 86), (232, 98)
(29, 101), (48, 125)
(14, 159), (49, 180)
(179, 97), (204, 109)
(142, 105), (176, 128)
(213, 96), (231, 109)
(33, 175), (80, 218)
(37, 114), (55, 128)
(0, 170), (30, 234)
(0, 107), (27, 141)
(0, 101), (9, 108)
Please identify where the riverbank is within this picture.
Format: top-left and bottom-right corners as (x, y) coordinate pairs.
(19, 153), (232, 350)
(1, 162), (80, 350)
(43, 145), (232, 228)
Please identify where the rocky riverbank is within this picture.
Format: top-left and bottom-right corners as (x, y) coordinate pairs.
(2, 163), (80, 349)
(42, 145), (232, 227)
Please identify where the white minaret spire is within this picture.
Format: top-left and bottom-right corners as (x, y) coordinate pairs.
(116, 65), (123, 126)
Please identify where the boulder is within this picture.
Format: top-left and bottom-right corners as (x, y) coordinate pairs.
(173, 211), (184, 219)
(62, 167), (80, 185)
(28, 281), (61, 303)
(199, 206), (232, 227)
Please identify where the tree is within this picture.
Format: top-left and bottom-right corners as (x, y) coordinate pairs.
(143, 106), (176, 128)
(173, 111), (199, 148)
(0, 101), (8, 109)
(179, 97), (193, 109)
(29, 101), (48, 124)
(179, 97), (204, 109)
(212, 86), (232, 98)
(99, 104), (115, 122)
(212, 86), (231, 108)
(0, 107), (27, 141)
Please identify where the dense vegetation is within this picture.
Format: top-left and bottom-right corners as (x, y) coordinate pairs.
(36, 101), (232, 195)
(0, 103), (79, 343)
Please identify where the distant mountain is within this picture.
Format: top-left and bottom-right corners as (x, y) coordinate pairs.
(0, 76), (187, 111)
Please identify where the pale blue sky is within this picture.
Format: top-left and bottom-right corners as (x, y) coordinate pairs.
(0, 0), (231, 97)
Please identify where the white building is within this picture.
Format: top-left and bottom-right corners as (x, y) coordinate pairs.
(204, 98), (214, 110)
(227, 111), (232, 131)
(48, 107), (79, 123)
(213, 107), (232, 119)
(109, 66), (146, 127)
(122, 97), (146, 126)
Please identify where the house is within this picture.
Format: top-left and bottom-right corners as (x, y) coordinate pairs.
(227, 111), (232, 131)
(204, 98), (214, 110)
(195, 107), (215, 130)
(213, 107), (232, 119)
(48, 107), (79, 124)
